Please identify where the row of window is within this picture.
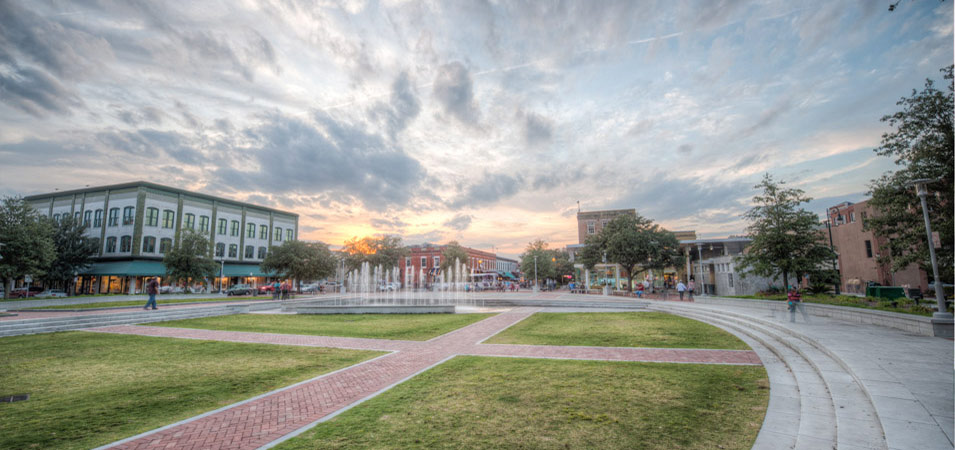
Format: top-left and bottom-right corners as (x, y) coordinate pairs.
(98, 235), (270, 259)
(52, 208), (293, 241)
(214, 243), (269, 260)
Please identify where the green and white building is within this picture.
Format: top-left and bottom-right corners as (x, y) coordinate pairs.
(25, 181), (298, 294)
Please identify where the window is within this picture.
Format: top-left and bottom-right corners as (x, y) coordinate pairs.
(218, 218), (227, 235)
(405, 257), (411, 268)
(247, 223), (256, 238)
(105, 236), (117, 253)
(184, 213), (195, 230)
(286, 229), (293, 241)
(108, 208), (119, 226)
(849, 212), (855, 223)
(228, 244), (238, 258)
(90, 237), (100, 252)
(421, 256), (427, 268)
(162, 210), (175, 229)
(865, 240), (873, 258)
(199, 215), (210, 233)
(146, 207), (159, 227)
(434, 256), (440, 267)
(728, 273), (734, 288)
(159, 238), (173, 254)
(230, 220), (239, 237)
(215, 242), (225, 257)
(142, 236), (156, 253)
(601, 219), (609, 229)
(74, 211), (80, 221)
(53, 213), (60, 223)
(274, 227), (283, 241)
(587, 221), (595, 234)
(258, 247), (267, 259)
(260, 224), (268, 240)
(245, 245), (254, 258)
(94, 209), (103, 227)
(123, 206), (135, 225)
(83, 210), (92, 226)
(120, 235), (132, 252)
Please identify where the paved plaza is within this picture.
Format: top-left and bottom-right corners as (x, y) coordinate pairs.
(3, 292), (952, 449)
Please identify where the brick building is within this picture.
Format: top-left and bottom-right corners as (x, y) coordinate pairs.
(576, 208), (637, 244)
(828, 201), (927, 294)
(399, 243), (497, 288)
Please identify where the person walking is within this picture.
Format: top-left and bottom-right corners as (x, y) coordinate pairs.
(787, 286), (810, 323)
(144, 277), (159, 310)
(676, 280), (687, 301)
(687, 279), (696, 301)
(272, 281), (280, 300)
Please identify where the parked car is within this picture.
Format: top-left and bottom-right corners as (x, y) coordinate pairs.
(377, 282), (400, 291)
(159, 285), (185, 294)
(226, 284), (254, 296)
(257, 284), (275, 295)
(10, 286), (44, 298)
(300, 283), (321, 293)
(34, 289), (68, 298)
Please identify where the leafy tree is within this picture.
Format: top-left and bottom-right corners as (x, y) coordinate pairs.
(342, 235), (408, 271)
(736, 174), (836, 290)
(440, 241), (470, 271)
(578, 214), (682, 291)
(520, 239), (555, 284)
(163, 229), (219, 287)
(262, 240), (337, 284)
(0, 197), (55, 298)
(866, 65), (953, 285)
(44, 214), (99, 295)
(551, 249), (575, 284)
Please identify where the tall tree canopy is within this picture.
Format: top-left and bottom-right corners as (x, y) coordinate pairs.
(440, 241), (470, 271)
(520, 239), (555, 283)
(866, 65), (953, 284)
(45, 214), (99, 294)
(736, 174), (836, 290)
(163, 229), (219, 286)
(579, 214), (682, 291)
(262, 240), (337, 283)
(0, 197), (55, 298)
(342, 235), (408, 270)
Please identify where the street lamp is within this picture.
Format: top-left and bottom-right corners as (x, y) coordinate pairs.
(907, 178), (951, 324)
(825, 207), (840, 295)
(533, 255), (538, 291)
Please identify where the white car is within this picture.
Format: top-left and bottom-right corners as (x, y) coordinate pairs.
(159, 285), (185, 294)
(377, 282), (401, 291)
(34, 289), (68, 298)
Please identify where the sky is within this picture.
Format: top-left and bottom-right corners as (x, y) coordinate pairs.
(0, 0), (952, 258)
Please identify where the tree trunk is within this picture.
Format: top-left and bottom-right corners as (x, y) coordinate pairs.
(2, 278), (10, 299)
(782, 271), (789, 291)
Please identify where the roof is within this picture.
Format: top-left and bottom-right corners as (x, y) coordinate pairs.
(23, 181), (297, 217)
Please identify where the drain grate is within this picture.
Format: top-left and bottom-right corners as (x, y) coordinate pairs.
(0, 394), (29, 403)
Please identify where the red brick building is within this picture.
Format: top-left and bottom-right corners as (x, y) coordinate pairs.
(399, 244), (496, 287)
(828, 200), (927, 294)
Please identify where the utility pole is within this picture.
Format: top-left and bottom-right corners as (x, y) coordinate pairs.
(908, 179), (951, 325)
(826, 208), (840, 295)
(533, 255), (538, 291)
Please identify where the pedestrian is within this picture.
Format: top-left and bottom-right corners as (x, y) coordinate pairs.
(272, 281), (280, 300)
(635, 282), (644, 298)
(281, 281), (290, 300)
(676, 280), (687, 301)
(787, 286), (810, 323)
(144, 277), (159, 310)
(687, 279), (696, 301)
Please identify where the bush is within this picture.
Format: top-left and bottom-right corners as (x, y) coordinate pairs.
(806, 283), (830, 295)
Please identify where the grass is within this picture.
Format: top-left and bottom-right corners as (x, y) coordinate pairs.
(727, 293), (942, 316)
(484, 312), (750, 350)
(0, 332), (383, 450)
(28, 296), (273, 310)
(277, 356), (769, 450)
(152, 313), (495, 341)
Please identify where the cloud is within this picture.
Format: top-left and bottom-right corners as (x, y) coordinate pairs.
(678, 144), (694, 154)
(371, 216), (409, 230)
(0, 65), (82, 116)
(433, 61), (481, 126)
(403, 229), (446, 245)
(443, 214), (473, 231)
(371, 71), (421, 140)
(96, 129), (205, 164)
(450, 172), (523, 209)
(213, 112), (426, 211)
(521, 110), (554, 146)
(609, 173), (753, 222)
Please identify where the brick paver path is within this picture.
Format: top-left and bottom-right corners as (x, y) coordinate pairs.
(89, 308), (760, 449)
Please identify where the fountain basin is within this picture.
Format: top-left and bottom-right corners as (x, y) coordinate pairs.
(295, 305), (456, 315)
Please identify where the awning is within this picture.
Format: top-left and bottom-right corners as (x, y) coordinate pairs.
(81, 261), (166, 276)
(221, 264), (276, 277)
(504, 271), (518, 280)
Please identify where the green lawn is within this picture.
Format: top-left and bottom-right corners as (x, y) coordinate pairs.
(727, 294), (943, 316)
(0, 332), (383, 450)
(29, 296), (273, 310)
(485, 312), (750, 350)
(278, 356), (769, 450)
(153, 313), (495, 341)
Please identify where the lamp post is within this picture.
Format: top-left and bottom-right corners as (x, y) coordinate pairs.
(533, 255), (538, 291)
(908, 178), (951, 323)
(218, 257), (224, 293)
(826, 207), (840, 295)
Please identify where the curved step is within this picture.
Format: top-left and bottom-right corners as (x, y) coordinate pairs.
(657, 303), (887, 450)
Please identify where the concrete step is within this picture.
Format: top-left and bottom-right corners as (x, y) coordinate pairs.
(0, 307), (238, 337)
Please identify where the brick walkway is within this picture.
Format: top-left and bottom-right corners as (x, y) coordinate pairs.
(89, 308), (760, 450)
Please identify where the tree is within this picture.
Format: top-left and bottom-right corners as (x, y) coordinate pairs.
(261, 240), (337, 284)
(551, 249), (575, 284)
(578, 214), (682, 291)
(342, 235), (408, 271)
(163, 229), (219, 287)
(440, 241), (469, 271)
(866, 65), (953, 285)
(44, 214), (99, 295)
(736, 174), (836, 290)
(520, 239), (555, 284)
(0, 197), (55, 299)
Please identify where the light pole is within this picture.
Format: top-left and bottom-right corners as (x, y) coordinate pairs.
(908, 179), (951, 324)
(825, 208), (840, 295)
(218, 257), (225, 293)
(533, 255), (538, 291)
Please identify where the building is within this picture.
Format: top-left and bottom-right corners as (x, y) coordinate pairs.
(400, 243), (498, 287)
(495, 256), (520, 280)
(827, 201), (927, 294)
(576, 208), (636, 244)
(24, 181), (298, 294)
(679, 237), (778, 296)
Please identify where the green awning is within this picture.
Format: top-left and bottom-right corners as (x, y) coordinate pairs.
(221, 264), (275, 278)
(504, 271), (518, 280)
(81, 261), (166, 276)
